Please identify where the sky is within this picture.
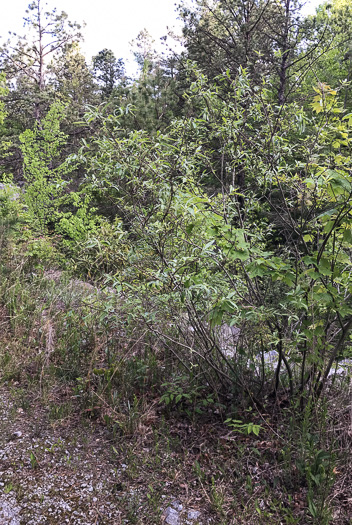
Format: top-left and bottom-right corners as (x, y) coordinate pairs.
(1, 0), (322, 75)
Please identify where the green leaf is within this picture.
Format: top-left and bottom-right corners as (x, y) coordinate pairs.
(203, 240), (215, 251)
(343, 229), (352, 243)
(308, 499), (317, 517)
(309, 472), (319, 486)
(229, 249), (249, 261)
(186, 223), (195, 235)
(303, 234), (313, 242)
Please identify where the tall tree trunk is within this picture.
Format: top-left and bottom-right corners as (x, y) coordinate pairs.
(277, 0), (291, 106)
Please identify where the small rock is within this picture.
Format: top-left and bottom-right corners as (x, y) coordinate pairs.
(188, 509), (201, 520)
(171, 500), (183, 511)
(11, 431), (22, 440)
(164, 506), (180, 525)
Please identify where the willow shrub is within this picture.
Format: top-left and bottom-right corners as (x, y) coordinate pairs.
(73, 69), (352, 405)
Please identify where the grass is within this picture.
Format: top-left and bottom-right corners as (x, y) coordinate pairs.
(0, 232), (351, 523)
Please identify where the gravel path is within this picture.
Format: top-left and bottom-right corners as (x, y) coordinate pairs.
(0, 388), (206, 524)
(0, 388), (124, 524)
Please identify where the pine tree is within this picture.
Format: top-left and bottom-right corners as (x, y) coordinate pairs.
(92, 48), (125, 99)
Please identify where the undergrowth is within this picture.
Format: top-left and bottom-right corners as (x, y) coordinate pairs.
(0, 226), (351, 524)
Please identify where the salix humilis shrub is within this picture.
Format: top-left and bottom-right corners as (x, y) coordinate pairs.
(75, 66), (352, 405)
